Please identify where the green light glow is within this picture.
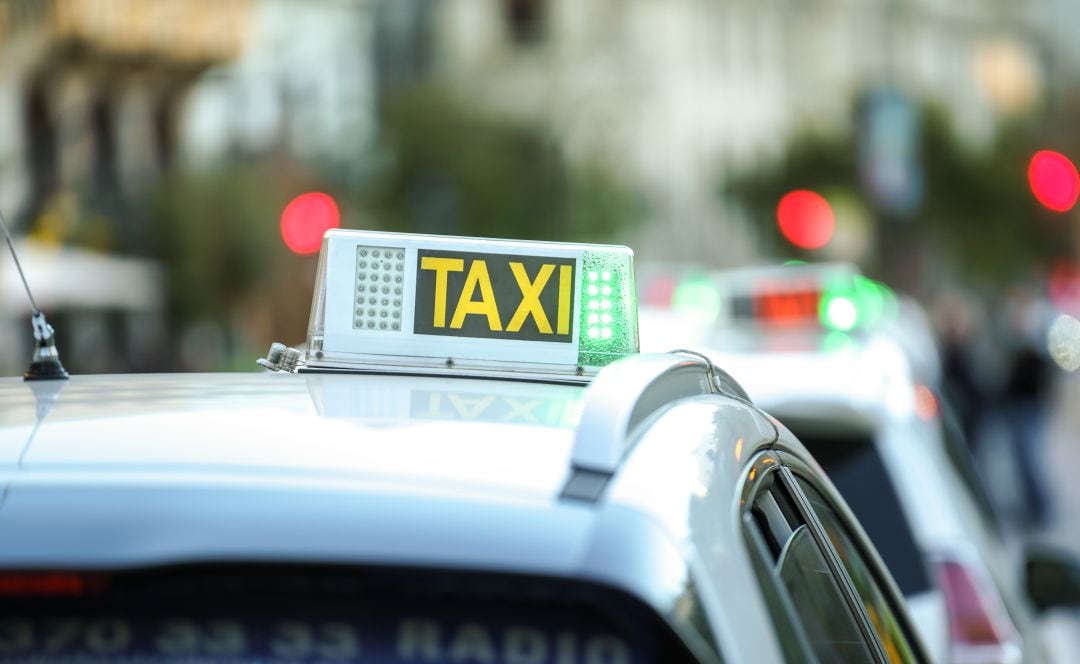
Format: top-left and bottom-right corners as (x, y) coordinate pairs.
(875, 280), (899, 322)
(672, 274), (721, 323)
(578, 249), (638, 367)
(558, 398), (586, 428)
(818, 274), (899, 332)
(822, 331), (855, 353)
(822, 295), (858, 331)
(852, 275), (885, 326)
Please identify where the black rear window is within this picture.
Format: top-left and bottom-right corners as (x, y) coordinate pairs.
(0, 565), (698, 664)
(789, 427), (932, 597)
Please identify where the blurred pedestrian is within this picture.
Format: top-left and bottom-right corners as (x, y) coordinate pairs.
(937, 291), (989, 449)
(999, 287), (1056, 529)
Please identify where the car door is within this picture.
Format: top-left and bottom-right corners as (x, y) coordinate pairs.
(740, 450), (926, 663)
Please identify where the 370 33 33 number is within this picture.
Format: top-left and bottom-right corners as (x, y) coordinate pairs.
(0, 619), (361, 659)
(0, 619), (133, 655)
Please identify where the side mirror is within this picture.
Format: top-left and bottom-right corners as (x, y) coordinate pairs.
(1025, 546), (1080, 612)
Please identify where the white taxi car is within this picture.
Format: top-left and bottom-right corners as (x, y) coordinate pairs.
(638, 262), (1069, 664)
(0, 231), (930, 663)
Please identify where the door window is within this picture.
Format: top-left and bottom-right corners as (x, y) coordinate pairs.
(796, 477), (919, 664)
(745, 468), (876, 663)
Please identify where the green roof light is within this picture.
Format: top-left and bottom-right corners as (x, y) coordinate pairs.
(822, 295), (858, 331)
(851, 275), (885, 326)
(818, 272), (899, 332)
(577, 249), (638, 367)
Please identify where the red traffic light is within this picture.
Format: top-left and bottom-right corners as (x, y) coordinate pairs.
(281, 192), (341, 255)
(777, 190), (835, 250)
(1028, 150), (1079, 213)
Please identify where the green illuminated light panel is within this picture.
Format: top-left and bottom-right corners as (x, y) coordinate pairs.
(818, 274), (899, 332)
(578, 250), (638, 367)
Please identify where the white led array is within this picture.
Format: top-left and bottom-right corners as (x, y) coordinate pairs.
(354, 245), (406, 331)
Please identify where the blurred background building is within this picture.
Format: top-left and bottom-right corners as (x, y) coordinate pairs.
(181, 0), (377, 172)
(0, 0), (251, 373)
(0, 0), (250, 239)
(0, 0), (1077, 375)
(431, 0), (1047, 264)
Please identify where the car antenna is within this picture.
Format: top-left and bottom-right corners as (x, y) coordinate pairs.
(0, 207), (68, 380)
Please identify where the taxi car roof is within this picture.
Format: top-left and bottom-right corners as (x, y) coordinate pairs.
(0, 373), (593, 574)
(0, 368), (773, 618)
(0, 372), (586, 502)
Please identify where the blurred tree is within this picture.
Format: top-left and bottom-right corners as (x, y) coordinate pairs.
(916, 111), (1055, 283)
(726, 104), (1062, 289)
(151, 168), (281, 324)
(727, 127), (854, 248)
(145, 86), (643, 369)
(149, 167), (321, 366)
(367, 84), (642, 244)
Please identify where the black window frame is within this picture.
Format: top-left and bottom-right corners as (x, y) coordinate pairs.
(792, 474), (919, 663)
(739, 451), (889, 663)
(779, 450), (929, 664)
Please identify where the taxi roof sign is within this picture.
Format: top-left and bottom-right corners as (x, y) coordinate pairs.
(704, 261), (897, 331)
(723, 262), (859, 328)
(305, 230), (639, 380)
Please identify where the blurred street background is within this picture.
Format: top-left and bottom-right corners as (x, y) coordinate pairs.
(3, 0), (1080, 564)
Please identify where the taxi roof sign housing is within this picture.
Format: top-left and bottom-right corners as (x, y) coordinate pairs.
(305, 230), (639, 380)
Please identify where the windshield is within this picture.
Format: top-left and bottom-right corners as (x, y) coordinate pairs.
(0, 565), (700, 664)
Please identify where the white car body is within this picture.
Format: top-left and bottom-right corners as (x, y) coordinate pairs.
(0, 356), (930, 663)
(641, 303), (1042, 663)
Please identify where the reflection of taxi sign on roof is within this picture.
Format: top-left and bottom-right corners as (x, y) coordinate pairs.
(303, 230), (638, 379)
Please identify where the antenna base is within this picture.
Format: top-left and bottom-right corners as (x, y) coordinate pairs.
(25, 359), (70, 381)
(24, 312), (69, 381)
